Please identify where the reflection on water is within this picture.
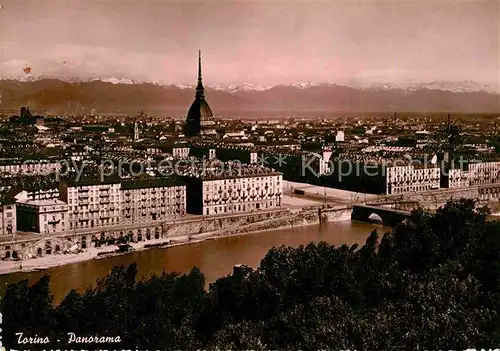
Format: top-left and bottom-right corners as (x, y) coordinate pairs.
(0, 221), (391, 304)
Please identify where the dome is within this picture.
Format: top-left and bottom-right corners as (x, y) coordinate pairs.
(187, 98), (214, 123)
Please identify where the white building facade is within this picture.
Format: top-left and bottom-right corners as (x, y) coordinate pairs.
(446, 168), (470, 188)
(186, 169), (283, 216)
(469, 162), (500, 186)
(386, 165), (440, 195)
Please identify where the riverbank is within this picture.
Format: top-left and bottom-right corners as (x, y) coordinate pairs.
(0, 207), (333, 275)
(0, 220), (391, 305)
(4, 197), (492, 276)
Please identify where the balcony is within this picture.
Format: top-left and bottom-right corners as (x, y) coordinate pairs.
(99, 193), (110, 198)
(48, 219), (60, 225)
(89, 209), (99, 213)
(78, 194), (89, 199)
(99, 200), (110, 205)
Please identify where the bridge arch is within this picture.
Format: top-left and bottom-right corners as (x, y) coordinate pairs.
(351, 204), (410, 226)
(368, 213), (383, 223)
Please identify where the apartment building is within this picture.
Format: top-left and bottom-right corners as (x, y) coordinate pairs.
(120, 178), (186, 224)
(185, 164), (283, 216)
(386, 165), (440, 195)
(469, 161), (500, 186)
(441, 168), (470, 189)
(60, 179), (122, 230)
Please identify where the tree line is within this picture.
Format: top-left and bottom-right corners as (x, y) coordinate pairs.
(2, 199), (500, 350)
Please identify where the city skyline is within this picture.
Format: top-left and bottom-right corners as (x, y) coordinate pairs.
(0, 0), (498, 89)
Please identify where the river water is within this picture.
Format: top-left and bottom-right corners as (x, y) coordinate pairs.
(0, 221), (390, 304)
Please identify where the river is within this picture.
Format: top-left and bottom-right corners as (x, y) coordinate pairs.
(0, 220), (390, 304)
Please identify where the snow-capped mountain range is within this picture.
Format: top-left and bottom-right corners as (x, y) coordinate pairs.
(171, 80), (498, 94)
(1, 76), (499, 114)
(2, 75), (498, 94)
(358, 80), (499, 94)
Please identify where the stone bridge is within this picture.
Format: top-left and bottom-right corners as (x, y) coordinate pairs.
(351, 204), (411, 226)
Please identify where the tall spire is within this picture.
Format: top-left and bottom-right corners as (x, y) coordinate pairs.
(196, 50), (204, 99)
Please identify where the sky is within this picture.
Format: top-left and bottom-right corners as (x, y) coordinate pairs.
(0, 0), (498, 88)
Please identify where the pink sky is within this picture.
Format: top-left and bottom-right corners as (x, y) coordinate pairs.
(0, 0), (498, 88)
